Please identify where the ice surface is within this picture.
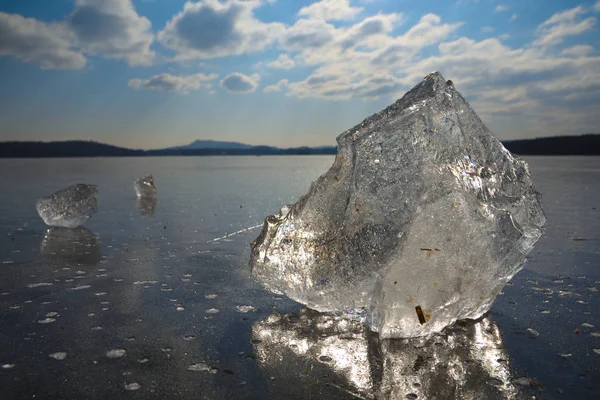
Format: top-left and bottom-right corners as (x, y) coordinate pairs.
(134, 174), (156, 198)
(250, 72), (546, 338)
(36, 184), (98, 228)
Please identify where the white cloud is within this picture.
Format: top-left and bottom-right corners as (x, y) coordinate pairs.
(560, 44), (594, 57)
(220, 72), (259, 93)
(158, 0), (284, 60)
(481, 26), (496, 33)
(280, 18), (337, 52)
(275, 13), (461, 101)
(0, 0), (154, 69)
(267, 53), (295, 69)
(534, 6), (596, 46)
(0, 12), (85, 69)
(260, 3), (600, 137)
(297, 0), (363, 21)
(510, 13), (518, 21)
(369, 14), (463, 66)
(596, 1), (600, 12)
(69, 0), (155, 66)
(128, 72), (218, 94)
(263, 78), (289, 93)
(495, 4), (508, 12)
(339, 13), (401, 50)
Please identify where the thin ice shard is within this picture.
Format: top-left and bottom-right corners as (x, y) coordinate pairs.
(250, 72), (545, 338)
(36, 184), (98, 228)
(134, 174), (156, 198)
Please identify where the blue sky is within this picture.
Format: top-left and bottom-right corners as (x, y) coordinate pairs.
(0, 0), (599, 149)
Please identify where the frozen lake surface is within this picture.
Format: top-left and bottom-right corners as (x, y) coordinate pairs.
(0, 155), (598, 399)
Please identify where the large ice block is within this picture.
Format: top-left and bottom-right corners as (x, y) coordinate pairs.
(36, 184), (98, 228)
(134, 174), (156, 198)
(250, 72), (545, 338)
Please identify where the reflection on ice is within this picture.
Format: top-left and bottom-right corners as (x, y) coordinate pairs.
(136, 196), (157, 216)
(41, 227), (101, 265)
(252, 308), (522, 399)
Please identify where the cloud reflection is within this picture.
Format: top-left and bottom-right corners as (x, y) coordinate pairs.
(40, 226), (101, 266)
(252, 308), (522, 399)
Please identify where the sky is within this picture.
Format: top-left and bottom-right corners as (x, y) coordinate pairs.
(0, 0), (599, 149)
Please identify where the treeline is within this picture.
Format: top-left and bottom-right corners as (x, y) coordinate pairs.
(1, 135), (599, 158)
(0, 141), (337, 158)
(145, 146), (338, 156)
(0, 141), (143, 158)
(502, 134), (600, 155)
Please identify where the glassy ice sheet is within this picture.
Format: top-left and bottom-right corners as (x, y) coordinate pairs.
(0, 156), (599, 399)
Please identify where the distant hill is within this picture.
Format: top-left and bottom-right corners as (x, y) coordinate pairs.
(165, 139), (253, 151)
(0, 140), (336, 158)
(502, 134), (600, 155)
(1, 135), (598, 158)
(0, 140), (143, 158)
(145, 145), (337, 156)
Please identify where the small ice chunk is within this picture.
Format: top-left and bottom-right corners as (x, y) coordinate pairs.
(526, 328), (539, 337)
(1, 364), (15, 369)
(70, 285), (91, 291)
(36, 184), (98, 228)
(176, 306), (185, 311)
(205, 308), (220, 314)
(106, 349), (126, 358)
(38, 318), (56, 324)
(187, 363), (210, 372)
(134, 175), (156, 198)
(124, 382), (141, 391)
(134, 280), (158, 285)
(205, 294), (218, 299)
(49, 352), (67, 360)
(236, 305), (256, 313)
(27, 282), (53, 288)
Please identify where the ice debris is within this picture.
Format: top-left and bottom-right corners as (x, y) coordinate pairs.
(124, 382), (141, 391)
(250, 72), (545, 338)
(106, 349), (126, 359)
(134, 174), (156, 198)
(48, 352), (67, 360)
(36, 184), (98, 228)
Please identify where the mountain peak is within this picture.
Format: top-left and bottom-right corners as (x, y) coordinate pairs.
(171, 140), (253, 150)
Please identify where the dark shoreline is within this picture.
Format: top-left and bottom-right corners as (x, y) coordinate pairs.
(1, 134), (599, 158)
